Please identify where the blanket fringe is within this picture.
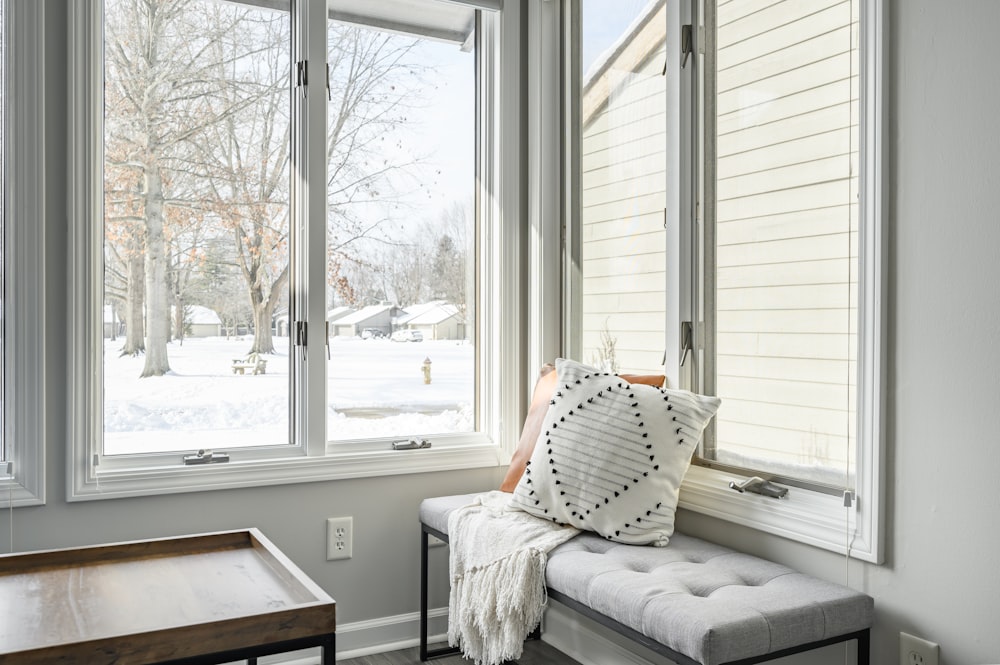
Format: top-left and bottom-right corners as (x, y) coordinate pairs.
(448, 546), (548, 665)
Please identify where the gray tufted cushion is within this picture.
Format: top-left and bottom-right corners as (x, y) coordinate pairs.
(420, 494), (874, 665)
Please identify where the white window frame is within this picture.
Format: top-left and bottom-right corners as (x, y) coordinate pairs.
(0, 0), (46, 509)
(67, 0), (525, 501)
(561, 0), (886, 562)
(675, 0), (887, 563)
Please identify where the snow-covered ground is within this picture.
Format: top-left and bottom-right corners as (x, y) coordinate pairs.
(103, 335), (474, 455)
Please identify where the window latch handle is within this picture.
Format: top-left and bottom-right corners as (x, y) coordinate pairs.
(729, 476), (788, 499)
(392, 439), (431, 451)
(679, 321), (693, 367)
(183, 449), (230, 465)
(681, 24), (693, 69)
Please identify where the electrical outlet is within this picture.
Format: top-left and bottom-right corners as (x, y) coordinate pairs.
(900, 631), (939, 665)
(326, 516), (353, 561)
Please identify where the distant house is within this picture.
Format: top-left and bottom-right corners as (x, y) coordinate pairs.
(274, 307), (353, 337)
(326, 306), (354, 324)
(398, 302), (465, 341)
(178, 305), (223, 338)
(330, 304), (399, 338)
(273, 314), (290, 337)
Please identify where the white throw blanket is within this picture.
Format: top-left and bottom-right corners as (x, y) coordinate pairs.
(447, 491), (579, 665)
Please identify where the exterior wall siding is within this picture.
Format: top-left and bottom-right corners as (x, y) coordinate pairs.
(579, 0), (858, 482)
(712, 0), (859, 480)
(580, 20), (666, 376)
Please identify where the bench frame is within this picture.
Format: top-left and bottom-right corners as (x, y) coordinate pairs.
(418, 523), (869, 665)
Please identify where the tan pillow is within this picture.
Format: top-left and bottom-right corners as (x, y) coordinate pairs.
(500, 362), (665, 492)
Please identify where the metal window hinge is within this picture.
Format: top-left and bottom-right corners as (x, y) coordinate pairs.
(295, 320), (307, 360)
(326, 63), (332, 101)
(296, 60), (308, 97)
(183, 449), (230, 465)
(325, 321), (331, 359)
(681, 24), (693, 69)
(679, 321), (693, 367)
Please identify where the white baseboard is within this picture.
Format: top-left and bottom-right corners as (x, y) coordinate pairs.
(336, 606), (449, 660)
(247, 607), (449, 664)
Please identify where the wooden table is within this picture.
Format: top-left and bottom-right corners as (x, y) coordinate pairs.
(0, 528), (336, 664)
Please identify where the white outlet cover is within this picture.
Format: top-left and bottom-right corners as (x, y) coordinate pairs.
(326, 516), (353, 561)
(900, 631), (939, 665)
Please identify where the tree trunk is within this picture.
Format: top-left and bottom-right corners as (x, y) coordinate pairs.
(174, 295), (185, 345)
(120, 250), (145, 357)
(249, 264), (288, 355)
(251, 303), (275, 354)
(141, 167), (172, 377)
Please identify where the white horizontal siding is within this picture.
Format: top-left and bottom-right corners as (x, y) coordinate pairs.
(712, 0), (859, 481)
(717, 354), (855, 388)
(717, 1), (851, 70)
(581, 26), (667, 376)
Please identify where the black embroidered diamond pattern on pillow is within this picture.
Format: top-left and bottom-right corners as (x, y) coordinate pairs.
(511, 358), (721, 546)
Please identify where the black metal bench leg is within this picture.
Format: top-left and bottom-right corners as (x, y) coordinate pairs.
(858, 628), (870, 665)
(420, 524), (462, 662)
(420, 527), (430, 661)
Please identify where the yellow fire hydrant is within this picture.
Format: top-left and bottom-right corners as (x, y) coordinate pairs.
(422, 357), (432, 384)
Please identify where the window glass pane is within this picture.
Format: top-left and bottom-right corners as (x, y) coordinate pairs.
(0, 0), (5, 462)
(579, 0), (666, 375)
(706, 0), (859, 486)
(325, 9), (476, 441)
(103, 0), (291, 455)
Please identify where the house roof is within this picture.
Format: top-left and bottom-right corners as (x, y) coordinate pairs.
(396, 300), (447, 325)
(404, 303), (460, 326)
(183, 305), (222, 325)
(333, 304), (395, 325)
(582, 0), (665, 128)
(326, 306), (354, 322)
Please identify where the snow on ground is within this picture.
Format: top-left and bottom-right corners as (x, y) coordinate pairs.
(103, 335), (474, 455)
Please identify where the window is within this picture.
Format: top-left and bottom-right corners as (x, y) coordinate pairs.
(700, 0), (861, 491)
(574, 0), (667, 376)
(567, 0), (885, 561)
(324, 10), (477, 442)
(1, 0), (46, 508)
(69, 0), (520, 499)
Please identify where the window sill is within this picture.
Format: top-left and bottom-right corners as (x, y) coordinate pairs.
(678, 465), (879, 563)
(68, 441), (502, 502)
(0, 477), (45, 509)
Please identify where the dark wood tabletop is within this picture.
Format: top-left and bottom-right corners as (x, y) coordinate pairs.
(0, 528), (336, 665)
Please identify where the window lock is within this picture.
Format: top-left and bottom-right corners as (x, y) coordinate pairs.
(729, 476), (788, 499)
(183, 449), (230, 465)
(392, 439), (431, 451)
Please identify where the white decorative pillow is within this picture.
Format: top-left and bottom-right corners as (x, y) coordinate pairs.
(510, 358), (721, 546)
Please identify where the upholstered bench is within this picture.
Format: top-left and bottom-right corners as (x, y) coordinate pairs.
(419, 493), (873, 665)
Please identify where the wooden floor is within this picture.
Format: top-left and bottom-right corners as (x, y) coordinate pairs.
(338, 641), (582, 665)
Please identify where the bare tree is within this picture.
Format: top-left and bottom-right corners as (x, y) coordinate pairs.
(325, 25), (429, 303)
(200, 7), (290, 354)
(105, 0), (436, 364)
(104, 0), (259, 376)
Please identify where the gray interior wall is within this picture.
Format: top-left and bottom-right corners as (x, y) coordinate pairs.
(7, 1), (1000, 664)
